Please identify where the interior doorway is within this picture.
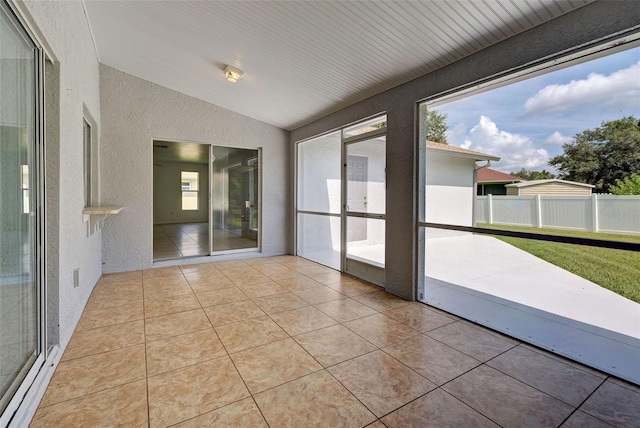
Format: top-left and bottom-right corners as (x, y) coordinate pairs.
(153, 141), (259, 261)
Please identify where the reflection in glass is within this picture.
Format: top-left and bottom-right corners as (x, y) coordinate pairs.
(297, 213), (341, 269)
(212, 147), (259, 251)
(0, 3), (39, 413)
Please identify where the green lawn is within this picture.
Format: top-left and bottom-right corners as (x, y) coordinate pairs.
(476, 224), (640, 304)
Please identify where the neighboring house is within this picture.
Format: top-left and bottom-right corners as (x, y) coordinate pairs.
(476, 167), (524, 195)
(505, 179), (594, 195)
(426, 142), (499, 226)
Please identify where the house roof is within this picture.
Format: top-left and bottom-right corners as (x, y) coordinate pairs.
(476, 167), (524, 184)
(426, 141), (500, 162)
(505, 179), (595, 188)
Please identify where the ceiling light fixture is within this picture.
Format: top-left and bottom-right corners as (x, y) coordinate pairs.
(224, 65), (243, 83)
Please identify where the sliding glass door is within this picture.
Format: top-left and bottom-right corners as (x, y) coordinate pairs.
(0, 1), (45, 420)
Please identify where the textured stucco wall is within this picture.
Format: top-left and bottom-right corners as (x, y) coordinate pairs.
(289, 0), (640, 300)
(100, 65), (289, 273)
(23, 0), (103, 348)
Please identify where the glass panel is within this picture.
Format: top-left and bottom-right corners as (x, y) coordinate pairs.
(181, 171), (199, 211)
(346, 136), (386, 216)
(0, 4), (39, 413)
(83, 119), (91, 207)
(297, 131), (341, 214)
(212, 147), (258, 251)
(343, 115), (387, 138)
(346, 217), (385, 267)
(297, 213), (341, 270)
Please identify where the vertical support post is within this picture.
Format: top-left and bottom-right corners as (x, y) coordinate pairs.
(536, 194), (543, 228)
(487, 194), (493, 225)
(591, 194), (599, 233)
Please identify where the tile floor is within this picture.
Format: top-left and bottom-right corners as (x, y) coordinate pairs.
(30, 256), (640, 427)
(153, 223), (258, 260)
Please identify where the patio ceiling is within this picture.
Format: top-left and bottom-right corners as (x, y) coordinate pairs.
(84, 0), (593, 131)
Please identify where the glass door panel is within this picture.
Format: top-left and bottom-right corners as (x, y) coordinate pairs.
(345, 136), (386, 269)
(212, 146), (259, 252)
(0, 3), (40, 414)
(296, 131), (341, 269)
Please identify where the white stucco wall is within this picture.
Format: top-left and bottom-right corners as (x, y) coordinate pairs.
(426, 153), (476, 227)
(23, 0), (103, 349)
(99, 65), (289, 273)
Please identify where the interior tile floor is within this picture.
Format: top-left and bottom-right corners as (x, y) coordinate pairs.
(30, 256), (640, 427)
(153, 223), (257, 261)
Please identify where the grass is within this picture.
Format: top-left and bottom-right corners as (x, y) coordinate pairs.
(476, 224), (640, 303)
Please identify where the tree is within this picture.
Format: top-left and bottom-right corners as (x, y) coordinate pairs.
(549, 116), (640, 193)
(510, 168), (555, 181)
(425, 109), (448, 144)
(610, 173), (640, 195)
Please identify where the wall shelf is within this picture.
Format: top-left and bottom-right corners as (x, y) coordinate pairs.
(83, 205), (123, 235)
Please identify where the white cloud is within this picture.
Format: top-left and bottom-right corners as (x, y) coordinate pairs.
(446, 122), (467, 146)
(460, 115), (549, 172)
(524, 61), (640, 113)
(544, 131), (572, 146)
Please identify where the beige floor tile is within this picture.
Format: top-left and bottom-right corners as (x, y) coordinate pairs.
(40, 345), (146, 407)
(443, 365), (574, 427)
(62, 320), (145, 361)
(97, 270), (142, 285)
(487, 345), (603, 406)
(145, 309), (212, 342)
(383, 303), (456, 332)
(143, 266), (184, 279)
(214, 316), (288, 353)
(344, 314), (420, 347)
(426, 321), (518, 362)
(315, 298), (378, 323)
(31, 379), (148, 428)
(173, 397), (268, 427)
(183, 269), (227, 283)
(294, 286), (346, 305)
(256, 266), (300, 281)
(143, 279), (193, 299)
(146, 329), (226, 376)
(235, 280), (288, 298)
(203, 300), (266, 326)
(366, 422), (386, 428)
(383, 334), (480, 385)
(253, 292), (309, 314)
(230, 338), (322, 394)
(293, 324), (377, 367)
(293, 265), (336, 276)
(270, 306), (338, 336)
(179, 262), (219, 274)
(148, 357), (250, 428)
(195, 287), (249, 307)
(76, 302), (144, 331)
(328, 351), (436, 417)
(351, 290), (410, 311)
(382, 389), (498, 428)
(276, 275), (324, 292)
(255, 370), (376, 427)
(325, 279), (382, 297)
(304, 271), (346, 285)
(85, 285), (143, 311)
(144, 292), (201, 318)
(188, 277), (236, 293)
(580, 378), (640, 427)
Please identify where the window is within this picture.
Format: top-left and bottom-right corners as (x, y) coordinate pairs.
(83, 118), (91, 207)
(181, 171), (199, 210)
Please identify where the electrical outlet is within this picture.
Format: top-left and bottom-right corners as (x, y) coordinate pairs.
(73, 268), (80, 288)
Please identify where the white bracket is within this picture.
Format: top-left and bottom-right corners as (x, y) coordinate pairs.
(82, 205), (123, 236)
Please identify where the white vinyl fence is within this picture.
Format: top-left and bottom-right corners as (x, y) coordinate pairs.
(475, 195), (640, 235)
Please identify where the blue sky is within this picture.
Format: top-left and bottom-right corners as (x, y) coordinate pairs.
(434, 46), (640, 173)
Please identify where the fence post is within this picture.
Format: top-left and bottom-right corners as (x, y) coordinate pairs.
(535, 194), (542, 228)
(488, 194), (493, 224)
(591, 194), (599, 232)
